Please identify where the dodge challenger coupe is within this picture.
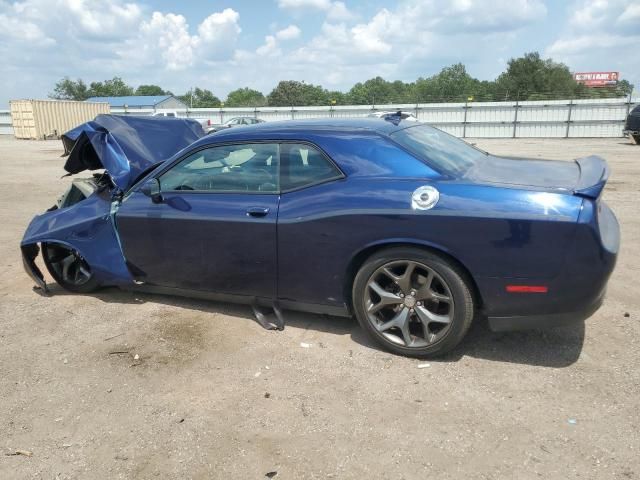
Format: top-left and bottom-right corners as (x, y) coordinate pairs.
(21, 114), (619, 357)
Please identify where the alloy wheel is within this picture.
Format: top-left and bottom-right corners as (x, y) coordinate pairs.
(363, 260), (454, 348)
(45, 244), (92, 287)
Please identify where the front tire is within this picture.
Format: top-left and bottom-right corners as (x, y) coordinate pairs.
(352, 247), (474, 357)
(42, 243), (99, 293)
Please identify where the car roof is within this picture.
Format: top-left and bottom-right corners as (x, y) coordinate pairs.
(207, 118), (413, 140)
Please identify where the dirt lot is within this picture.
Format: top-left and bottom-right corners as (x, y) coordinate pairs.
(0, 135), (638, 479)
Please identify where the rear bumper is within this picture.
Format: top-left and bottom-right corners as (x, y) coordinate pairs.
(488, 289), (604, 332)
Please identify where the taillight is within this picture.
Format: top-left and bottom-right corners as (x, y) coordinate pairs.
(207, 119), (211, 126)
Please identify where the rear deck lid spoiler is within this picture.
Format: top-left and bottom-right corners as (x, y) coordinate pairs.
(62, 114), (204, 191)
(573, 155), (610, 199)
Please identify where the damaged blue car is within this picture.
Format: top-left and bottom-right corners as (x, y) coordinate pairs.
(21, 114), (619, 357)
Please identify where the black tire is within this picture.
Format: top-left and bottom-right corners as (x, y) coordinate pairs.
(632, 134), (640, 145)
(42, 243), (100, 294)
(352, 247), (474, 358)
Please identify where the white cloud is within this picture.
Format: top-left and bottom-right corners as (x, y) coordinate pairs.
(256, 35), (280, 56)
(197, 8), (241, 48)
(60, 0), (142, 37)
(545, 0), (639, 85)
(0, 13), (55, 44)
(256, 24), (301, 57)
(278, 0), (355, 21)
(276, 24), (301, 40)
(138, 13), (195, 70)
(277, 0), (332, 9)
(327, 1), (355, 21)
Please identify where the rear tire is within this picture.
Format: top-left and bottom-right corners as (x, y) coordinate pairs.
(42, 243), (100, 293)
(352, 247), (474, 357)
(631, 134), (640, 145)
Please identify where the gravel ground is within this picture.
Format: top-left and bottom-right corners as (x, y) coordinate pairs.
(0, 135), (638, 480)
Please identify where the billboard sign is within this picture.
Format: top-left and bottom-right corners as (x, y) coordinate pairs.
(574, 72), (619, 87)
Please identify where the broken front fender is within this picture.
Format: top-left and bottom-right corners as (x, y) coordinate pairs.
(21, 191), (134, 287)
(21, 244), (47, 291)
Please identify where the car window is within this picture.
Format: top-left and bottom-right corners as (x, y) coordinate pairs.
(166, 112), (176, 117)
(280, 143), (342, 191)
(390, 124), (486, 176)
(159, 143), (279, 193)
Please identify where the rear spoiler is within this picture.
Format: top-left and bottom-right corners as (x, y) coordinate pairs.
(574, 156), (609, 199)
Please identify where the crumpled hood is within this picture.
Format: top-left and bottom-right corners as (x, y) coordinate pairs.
(62, 114), (205, 190)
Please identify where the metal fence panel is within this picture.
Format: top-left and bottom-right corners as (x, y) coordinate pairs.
(2, 96), (637, 138)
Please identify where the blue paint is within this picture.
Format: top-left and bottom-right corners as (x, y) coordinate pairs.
(21, 117), (619, 328)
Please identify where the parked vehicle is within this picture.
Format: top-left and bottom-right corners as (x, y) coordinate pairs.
(151, 111), (177, 118)
(623, 104), (640, 145)
(21, 115), (619, 357)
(367, 111), (419, 122)
(152, 111), (212, 131)
(207, 116), (265, 133)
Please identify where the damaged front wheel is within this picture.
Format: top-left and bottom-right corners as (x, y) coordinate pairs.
(42, 243), (99, 293)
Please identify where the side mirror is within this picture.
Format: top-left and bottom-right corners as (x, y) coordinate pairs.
(140, 178), (163, 204)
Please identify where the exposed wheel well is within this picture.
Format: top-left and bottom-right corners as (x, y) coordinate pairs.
(343, 242), (483, 314)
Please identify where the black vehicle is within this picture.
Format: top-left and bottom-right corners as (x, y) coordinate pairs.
(623, 105), (640, 145)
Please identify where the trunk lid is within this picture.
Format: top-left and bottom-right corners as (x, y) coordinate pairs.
(464, 154), (609, 199)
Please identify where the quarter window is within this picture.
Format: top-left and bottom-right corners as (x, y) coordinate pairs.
(159, 143), (279, 193)
(280, 143), (342, 191)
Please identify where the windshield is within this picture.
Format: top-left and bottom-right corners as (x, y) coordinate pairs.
(390, 124), (487, 176)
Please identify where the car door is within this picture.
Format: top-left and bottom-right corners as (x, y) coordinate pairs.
(276, 142), (346, 306)
(116, 142), (280, 299)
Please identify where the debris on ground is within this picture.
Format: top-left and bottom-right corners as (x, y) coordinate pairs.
(265, 472), (278, 478)
(254, 371), (262, 378)
(133, 354), (140, 360)
(568, 418), (577, 425)
(417, 363), (431, 369)
(624, 312), (630, 318)
(300, 342), (311, 348)
(5, 450), (33, 457)
(104, 333), (124, 341)
(264, 392), (271, 398)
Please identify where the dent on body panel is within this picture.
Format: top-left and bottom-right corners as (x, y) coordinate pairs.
(21, 192), (133, 286)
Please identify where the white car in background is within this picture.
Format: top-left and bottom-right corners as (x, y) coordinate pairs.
(152, 111), (211, 131)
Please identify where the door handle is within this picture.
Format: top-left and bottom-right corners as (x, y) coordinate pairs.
(246, 206), (270, 218)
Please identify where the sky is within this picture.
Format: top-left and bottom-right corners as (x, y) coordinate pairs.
(0, 0), (638, 107)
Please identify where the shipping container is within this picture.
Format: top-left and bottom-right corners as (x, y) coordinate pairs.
(10, 99), (110, 140)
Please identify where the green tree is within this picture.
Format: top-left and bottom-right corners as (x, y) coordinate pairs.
(178, 88), (222, 108)
(50, 77), (90, 100)
(495, 52), (580, 100)
(326, 90), (349, 105)
(616, 79), (634, 96)
(267, 81), (329, 106)
(348, 77), (397, 105)
(225, 87), (267, 107)
(135, 84), (168, 96)
(87, 77), (134, 97)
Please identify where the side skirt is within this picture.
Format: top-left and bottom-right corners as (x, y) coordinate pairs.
(126, 284), (352, 318)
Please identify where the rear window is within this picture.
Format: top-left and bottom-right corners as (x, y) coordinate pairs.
(390, 125), (486, 176)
